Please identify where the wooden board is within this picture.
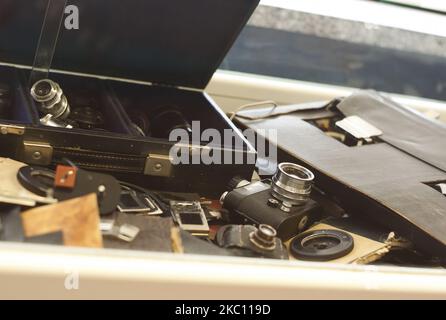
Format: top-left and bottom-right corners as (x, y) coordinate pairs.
(21, 193), (103, 248)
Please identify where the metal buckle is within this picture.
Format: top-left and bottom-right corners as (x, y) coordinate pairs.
(101, 219), (140, 243)
(336, 116), (382, 142)
(144, 153), (173, 177)
(22, 141), (53, 165)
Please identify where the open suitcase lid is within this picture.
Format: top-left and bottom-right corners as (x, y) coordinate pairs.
(0, 0), (259, 89)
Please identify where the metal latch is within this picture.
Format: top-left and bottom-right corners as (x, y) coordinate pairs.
(144, 153), (173, 177)
(22, 141), (53, 166)
(0, 125), (25, 136)
(336, 116), (383, 143)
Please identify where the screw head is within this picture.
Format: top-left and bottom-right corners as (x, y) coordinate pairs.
(0, 127), (7, 135)
(298, 215), (309, 231)
(280, 202), (292, 213)
(267, 198), (279, 208)
(154, 163), (162, 171)
(32, 151), (42, 160)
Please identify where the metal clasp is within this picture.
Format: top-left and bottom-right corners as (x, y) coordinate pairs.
(144, 153), (173, 177)
(22, 141), (53, 165)
(101, 219), (140, 243)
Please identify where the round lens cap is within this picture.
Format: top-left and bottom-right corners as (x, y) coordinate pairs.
(290, 229), (354, 261)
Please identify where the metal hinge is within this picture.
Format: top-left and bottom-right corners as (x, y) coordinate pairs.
(22, 141), (53, 166)
(0, 124), (25, 136)
(144, 153), (173, 177)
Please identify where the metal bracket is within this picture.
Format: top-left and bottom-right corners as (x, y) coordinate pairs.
(336, 116), (383, 142)
(22, 141), (53, 166)
(0, 125), (25, 136)
(101, 219), (140, 243)
(144, 153), (173, 177)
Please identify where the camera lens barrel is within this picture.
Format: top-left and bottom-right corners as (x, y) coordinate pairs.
(31, 79), (70, 119)
(271, 162), (314, 205)
(249, 224), (278, 250)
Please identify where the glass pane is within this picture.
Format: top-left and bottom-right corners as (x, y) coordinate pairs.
(221, 0), (446, 101)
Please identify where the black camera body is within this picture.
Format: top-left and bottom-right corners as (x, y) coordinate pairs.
(221, 163), (321, 241)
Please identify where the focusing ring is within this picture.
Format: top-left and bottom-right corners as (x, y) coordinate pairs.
(271, 162), (314, 205)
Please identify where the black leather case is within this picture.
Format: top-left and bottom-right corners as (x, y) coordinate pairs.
(0, 0), (259, 196)
(235, 91), (446, 258)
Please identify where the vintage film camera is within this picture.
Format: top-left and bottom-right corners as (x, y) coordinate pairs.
(220, 162), (321, 240)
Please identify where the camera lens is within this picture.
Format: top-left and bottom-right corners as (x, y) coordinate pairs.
(150, 106), (192, 138)
(271, 162), (314, 205)
(31, 79), (70, 120)
(282, 164), (313, 180)
(249, 224), (277, 250)
(35, 81), (52, 97)
(31, 79), (57, 102)
(257, 224), (277, 241)
(71, 106), (105, 130)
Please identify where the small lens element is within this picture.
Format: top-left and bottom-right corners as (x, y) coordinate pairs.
(31, 79), (70, 120)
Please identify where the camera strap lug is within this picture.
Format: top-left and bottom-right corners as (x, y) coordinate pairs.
(22, 141), (53, 166)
